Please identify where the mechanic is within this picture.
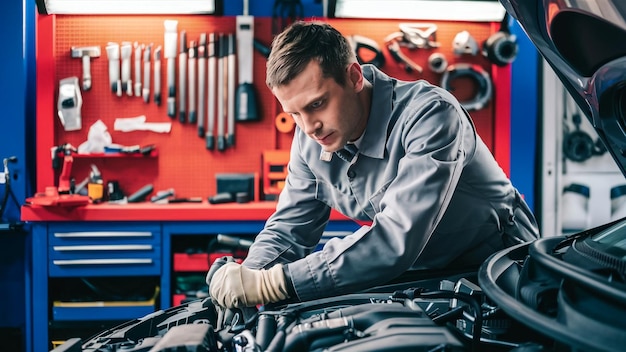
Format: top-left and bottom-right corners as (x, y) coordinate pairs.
(208, 21), (539, 309)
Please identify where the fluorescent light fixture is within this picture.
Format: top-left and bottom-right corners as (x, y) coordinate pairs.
(331, 0), (506, 22)
(37, 0), (217, 15)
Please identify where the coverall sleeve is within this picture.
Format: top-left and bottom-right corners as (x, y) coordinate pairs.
(242, 135), (332, 270)
(287, 99), (470, 302)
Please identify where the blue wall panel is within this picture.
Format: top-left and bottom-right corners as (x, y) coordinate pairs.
(510, 21), (539, 212)
(224, 0), (323, 17)
(0, 0), (35, 348)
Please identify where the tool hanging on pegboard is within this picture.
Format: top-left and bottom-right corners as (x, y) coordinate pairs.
(121, 42), (133, 97)
(217, 33), (226, 151)
(236, 0), (259, 123)
(188, 39), (198, 125)
(142, 44), (151, 103)
(384, 23), (442, 75)
(134, 42), (143, 97)
(384, 33), (423, 75)
(440, 63), (493, 111)
(227, 33), (236, 147)
(206, 33), (216, 150)
(347, 35), (386, 68)
(197, 34), (207, 137)
(482, 12), (519, 66)
(272, 0), (304, 35)
(397, 23), (440, 49)
(178, 30), (188, 123)
(452, 30), (479, 57)
(154, 45), (162, 106)
(105, 42), (121, 95)
(70, 46), (100, 92)
(164, 20), (178, 118)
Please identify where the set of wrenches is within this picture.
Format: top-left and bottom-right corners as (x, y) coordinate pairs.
(103, 20), (241, 152)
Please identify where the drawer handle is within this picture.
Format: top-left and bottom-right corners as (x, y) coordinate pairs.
(53, 245), (153, 251)
(54, 232), (153, 238)
(52, 259), (153, 266)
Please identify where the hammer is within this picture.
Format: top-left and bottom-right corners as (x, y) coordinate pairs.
(71, 46), (101, 91)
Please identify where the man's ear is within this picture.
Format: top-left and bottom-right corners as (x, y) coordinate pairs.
(347, 62), (364, 92)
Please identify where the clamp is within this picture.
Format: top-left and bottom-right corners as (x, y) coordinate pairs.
(383, 23), (441, 75)
(397, 23), (440, 49)
(384, 32), (423, 74)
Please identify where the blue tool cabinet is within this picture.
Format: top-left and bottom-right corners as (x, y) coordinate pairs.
(27, 217), (359, 351)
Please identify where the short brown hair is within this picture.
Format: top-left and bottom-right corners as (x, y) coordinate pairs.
(266, 21), (356, 89)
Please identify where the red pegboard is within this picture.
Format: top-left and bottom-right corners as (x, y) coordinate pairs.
(36, 14), (508, 200)
(44, 15), (281, 199)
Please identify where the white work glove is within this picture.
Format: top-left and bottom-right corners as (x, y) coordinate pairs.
(209, 262), (290, 309)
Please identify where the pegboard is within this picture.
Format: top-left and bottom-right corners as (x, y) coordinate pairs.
(36, 14), (507, 201)
(46, 15), (281, 199)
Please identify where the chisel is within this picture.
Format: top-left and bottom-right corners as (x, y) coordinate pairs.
(134, 42), (142, 97)
(121, 42), (132, 96)
(227, 34), (236, 147)
(188, 40), (197, 125)
(164, 20), (178, 118)
(154, 45), (162, 106)
(206, 33), (216, 150)
(143, 44), (151, 103)
(217, 34), (226, 151)
(178, 30), (188, 123)
(236, 0), (259, 121)
(197, 34), (207, 138)
(105, 42), (120, 95)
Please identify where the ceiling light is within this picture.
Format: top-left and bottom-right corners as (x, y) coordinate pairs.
(36, 0), (217, 15)
(329, 0), (506, 22)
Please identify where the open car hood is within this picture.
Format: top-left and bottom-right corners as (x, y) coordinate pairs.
(500, 0), (626, 176)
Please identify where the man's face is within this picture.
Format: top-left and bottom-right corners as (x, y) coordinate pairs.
(272, 60), (367, 153)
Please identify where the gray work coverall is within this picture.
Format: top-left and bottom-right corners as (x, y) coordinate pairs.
(243, 64), (539, 302)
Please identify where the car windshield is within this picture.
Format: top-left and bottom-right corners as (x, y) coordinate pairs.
(592, 220), (626, 258)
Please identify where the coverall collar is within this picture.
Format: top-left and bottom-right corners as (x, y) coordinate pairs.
(359, 64), (394, 160)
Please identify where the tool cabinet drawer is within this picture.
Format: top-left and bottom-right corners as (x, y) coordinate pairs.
(48, 223), (161, 277)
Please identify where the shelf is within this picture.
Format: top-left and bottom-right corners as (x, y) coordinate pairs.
(21, 201), (354, 222)
(72, 149), (158, 158)
(52, 287), (159, 321)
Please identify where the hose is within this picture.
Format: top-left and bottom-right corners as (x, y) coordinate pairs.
(440, 63), (492, 111)
(393, 288), (483, 352)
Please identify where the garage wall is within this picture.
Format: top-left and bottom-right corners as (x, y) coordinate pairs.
(0, 1), (35, 350)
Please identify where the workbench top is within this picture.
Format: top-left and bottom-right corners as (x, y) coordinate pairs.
(21, 201), (351, 222)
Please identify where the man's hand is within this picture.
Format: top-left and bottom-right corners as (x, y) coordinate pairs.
(209, 262), (289, 309)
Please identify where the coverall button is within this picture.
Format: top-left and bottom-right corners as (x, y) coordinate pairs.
(347, 170), (356, 178)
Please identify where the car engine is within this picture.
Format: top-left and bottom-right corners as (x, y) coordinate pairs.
(52, 217), (625, 352)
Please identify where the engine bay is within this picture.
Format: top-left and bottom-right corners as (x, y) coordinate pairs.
(75, 282), (538, 352)
(54, 217), (626, 352)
